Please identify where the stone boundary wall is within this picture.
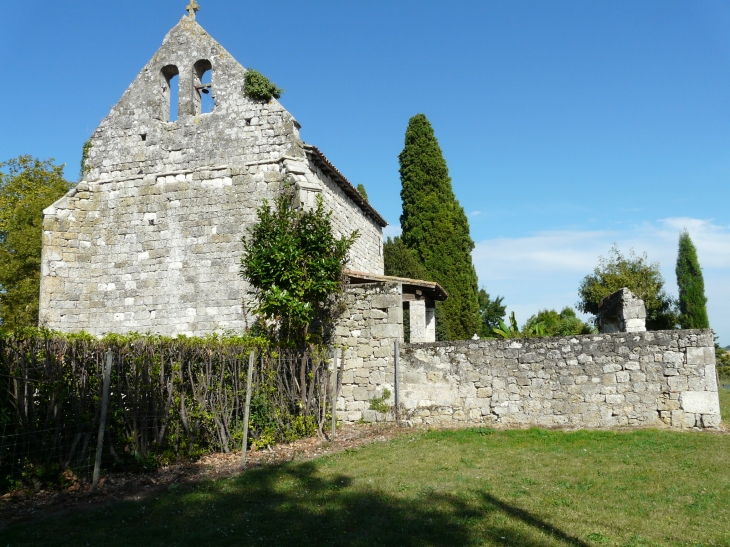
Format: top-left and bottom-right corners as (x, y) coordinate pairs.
(398, 331), (720, 429)
(333, 291), (721, 429)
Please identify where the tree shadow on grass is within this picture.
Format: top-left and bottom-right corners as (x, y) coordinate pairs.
(2, 460), (594, 547)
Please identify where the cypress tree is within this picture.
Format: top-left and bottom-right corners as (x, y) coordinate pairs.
(356, 184), (369, 201)
(398, 114), (480, 340)
(676, 230), (709, 329)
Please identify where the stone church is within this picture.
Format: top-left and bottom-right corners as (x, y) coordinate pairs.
(39, 4), (443, 340)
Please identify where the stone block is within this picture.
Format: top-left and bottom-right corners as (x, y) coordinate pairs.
(681, 391), (720, 415)
(427, 371), (443, 382)
(701, 414), (721, 428)
(361, 410), (378, 423)
(686, 347), (706, 366)
(667, 376), (688, 391)
(370, 323), (401, 339)
(370, 295), (400, 309)
(346, 411), (362, 422)
(357, 345), (374, 358)
(705, 367), (718, 391)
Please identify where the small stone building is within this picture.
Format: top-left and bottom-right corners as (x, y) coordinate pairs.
(39, 7), (399, 336)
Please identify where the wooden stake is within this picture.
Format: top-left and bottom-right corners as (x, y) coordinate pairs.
(394, 340), (400, 426)
(331, 350), (338, 439)
(241, 349), (255, 467)
(92, 349), (113, 489)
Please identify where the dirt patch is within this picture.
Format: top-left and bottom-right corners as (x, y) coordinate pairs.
(0, 423), (403, 529)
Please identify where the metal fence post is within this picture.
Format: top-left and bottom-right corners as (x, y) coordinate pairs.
(241, 349), (256, 468)
(92, 349), (113, 489)
(394, 339), (400, 426)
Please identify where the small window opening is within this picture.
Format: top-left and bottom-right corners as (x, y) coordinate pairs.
(161, 65), (180, 122)
(245, 117), (252, 126)
(193, 59), (214, 115)
(141, 133), (147, 141)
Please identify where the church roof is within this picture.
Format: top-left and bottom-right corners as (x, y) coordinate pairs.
(303, 145), (388, 228)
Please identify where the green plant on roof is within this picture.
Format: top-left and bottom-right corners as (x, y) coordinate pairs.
(244, 69), (284, 102)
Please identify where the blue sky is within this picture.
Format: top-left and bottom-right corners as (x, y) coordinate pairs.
(3, 1), (730, 342)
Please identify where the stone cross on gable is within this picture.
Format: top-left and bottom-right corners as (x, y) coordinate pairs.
(186, 1), (200, 19)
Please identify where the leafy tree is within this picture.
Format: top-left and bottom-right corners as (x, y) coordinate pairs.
(240, 192), (358, 344)
(523, 307), (593, 337)
(398, 114), (480, 340)
(0, 156), (71, 328)
(578, 245), (677, 330)
(383, 236), (429, 280)
(676, 230), (709, 329)
(716, 345), (730, 378)
(477, 289), (506, 338)
(356, 184), (369, 201)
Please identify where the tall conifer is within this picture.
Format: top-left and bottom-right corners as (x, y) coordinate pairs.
(676, 230), (709, 329)
(398, 114), (480, 340)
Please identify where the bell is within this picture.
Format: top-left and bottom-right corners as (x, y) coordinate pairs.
(202, 88), (209, 95)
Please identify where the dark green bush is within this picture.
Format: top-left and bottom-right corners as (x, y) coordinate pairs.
(244, 69), (283, 102)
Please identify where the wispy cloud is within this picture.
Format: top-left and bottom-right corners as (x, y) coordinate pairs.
(472, 218), (730, 343)
(469, 210), (483, 217)
(383, 225), (402, 239)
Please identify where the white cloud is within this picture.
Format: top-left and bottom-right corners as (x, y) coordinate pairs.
(473, 218), (730, 344)
(469, 210), (483, 217)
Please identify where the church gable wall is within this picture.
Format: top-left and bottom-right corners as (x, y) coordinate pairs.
(82, 18), (302, 183)
(39, 15), (385, 336)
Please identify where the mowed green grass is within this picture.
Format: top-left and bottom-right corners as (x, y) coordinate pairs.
(3, 424), (730, 547)
(720, 378), (730, 424)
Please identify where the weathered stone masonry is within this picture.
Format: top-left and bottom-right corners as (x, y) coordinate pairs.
(398, 331), (720, 429)
(39, 14), (386, 336)
(333, 284), (720, 429)
(333, 282), (404, 422)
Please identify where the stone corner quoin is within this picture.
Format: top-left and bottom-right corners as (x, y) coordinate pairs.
(38, 14), (386, 338)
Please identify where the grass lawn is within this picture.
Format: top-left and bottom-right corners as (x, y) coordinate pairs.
(2, 425), (730, 547)
(720, 378), (730, 424)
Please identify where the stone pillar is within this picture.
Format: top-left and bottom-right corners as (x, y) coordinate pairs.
(410, 300), (427, 343)
(425, 306), (436, 343)
(598, 288), (646, 333)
